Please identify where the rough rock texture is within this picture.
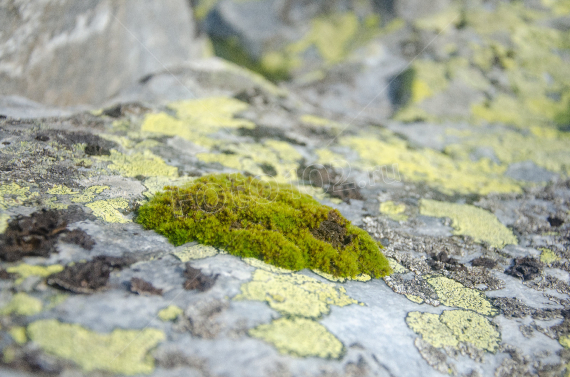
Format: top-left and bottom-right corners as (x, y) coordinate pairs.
(0, 0), (570, 376)
(0, 0), (202, 107)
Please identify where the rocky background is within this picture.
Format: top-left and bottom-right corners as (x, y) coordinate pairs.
(0, 0), (570, 376)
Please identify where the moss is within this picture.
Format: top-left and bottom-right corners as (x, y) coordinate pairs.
(86, 198), (130, 223)
(425, 275), (498, 316)
(7, 264), (64, 284)
(27, 319), (164, 375)
(407, 310), (500, 352)
(234, 269), (358, 318)
(249, 317), (343, 358)
(0, 293), (43, 316)
(137, 173), (391, 278)
(420, 199), (517, 248)
(158, 305), (184, 321)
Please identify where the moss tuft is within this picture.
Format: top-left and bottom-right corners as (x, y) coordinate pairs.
(137, 174), (391, 278)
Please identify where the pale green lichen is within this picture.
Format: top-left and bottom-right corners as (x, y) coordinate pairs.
(47, 185), (78, 195)
(387, 258), (409, 274)
(8, 326), (27, 344)
(420, 199), (517, 248)
(6, 264), (64, 284)
(86, 198), (130, 223)
(311, 269), (371, 283)
(344, 134), (522, 196)
(98, 150), (178, 178)
(249, 317), (343, 358)
(0, 183), (36, 210)
(406, 295), (425, 304)
(425, 275), (498, 316)
(141, 97), (254, 148)
(27, 319), (165, 375)
(234, 269), (358, 318)
(380, 201), (408, 221)
(157, 305), (184, 321)
(540, 248), (560, 264)
(407, 310), (500, 352)
(0, 293), (43, 316)
(0, 212), (10, 234)
(172, 244), (222, 262)
(71, 185), (109, 203)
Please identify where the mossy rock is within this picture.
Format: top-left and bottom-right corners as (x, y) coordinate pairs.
(137, 174), (391, 278)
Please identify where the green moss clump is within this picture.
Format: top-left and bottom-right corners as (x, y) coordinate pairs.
(137, 174), (391, 278)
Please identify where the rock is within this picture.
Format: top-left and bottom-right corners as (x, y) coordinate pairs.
(0, 0), (202, 107)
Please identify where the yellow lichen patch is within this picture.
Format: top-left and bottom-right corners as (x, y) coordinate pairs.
(249, 317), (343, 358)
(560, 334), (570, 348)
(141, 97), (254, 147)
(380, 201), (408, 221)
(47, 185), (78, 195)
(71, 186), (109, 203)
(407, 310), (500, 352)
(0, 183), (35, 210)
(420, 199), (517, 248)
(242, 258), (293, 274)
(300, 114), (342, 129)
(440, 310), (500, 352)
(0, 293), (43, 316)
(409, 60), (449, 103)
(0, 212), (10, 234)
(8, 326), (27, 344)
(7, 264), (64, 284)
(234, 269), (358, 318)
(406, 295), (425, 304)
(425, 275), (498, 316)
(387, 258), (409, 274)
(143, 176), (196, 199)
(344, 135), (522, 196)
(27, 319), (165, 375)
(172, 244), (222, 262)
(197, 142), (300, 183)
(406, 312), (459, 348)
(540, 248), (560, 264)
(99, 150), (178, 178)
(157, 305), (184, 321)
(312, 269), (371, 283)
(86, 198), (130, 223)
(43, 197), (69, 210)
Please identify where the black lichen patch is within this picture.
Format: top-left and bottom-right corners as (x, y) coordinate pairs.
(548, 216), (564, 227)
(258, 162), (277, 177)
(84, 143), (110, 156)
(130, 277), (163, 296)
(0, 268), (16, 280)
(471, 257), (498, 269)
(237, 124), (303, 146)
(137, 173), (391, 277)
(47, 256), (134, 294)
(297, 160), (364, 204)
(491, 297), (535, 318)
(505, 257), (543, 281)
(183, 263), (217, 292)
(59, 229), (95, 250)
(427, 251), (466, 272)
(0, 209), (67, 262)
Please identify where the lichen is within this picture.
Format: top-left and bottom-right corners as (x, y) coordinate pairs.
(6, 264), (64, 284)
(234, 269), (358, 318)
(8, 326), (27, 344)
(98, 150), (178, 178)
(407, 310), (500, 352)
(344, 134), (522, 196)
(540, 248), (560, 265)
(249, 317), (343, 358)
(380, 201), (408, 221)
(420, 199), (517, 248)
(27, 319), (165, 375)
(0, 292), (43, 316)
(425, 275), (498, 316)
(141, 97), (254, 147)
(137, 173), (391, 278)
(86, 198), (130, 223)
(71, 185), (109, 203)
(158, 305), (184, 321)
(47, 185), (78, 195)
(172, 244), (223, 262)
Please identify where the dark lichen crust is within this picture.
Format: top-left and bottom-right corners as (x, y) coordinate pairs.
(137, 173), (391, 278)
